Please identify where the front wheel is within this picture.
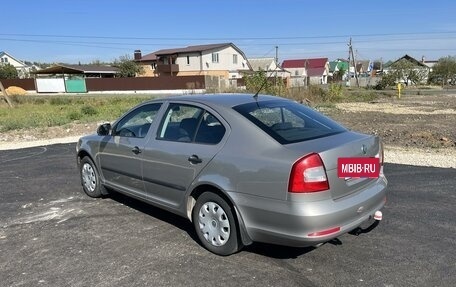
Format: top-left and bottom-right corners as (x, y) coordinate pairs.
(80, 156), (103, 198)
(192, 192), (242, 255)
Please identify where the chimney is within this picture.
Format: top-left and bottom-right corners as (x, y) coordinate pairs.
(134, 50), (142, 61)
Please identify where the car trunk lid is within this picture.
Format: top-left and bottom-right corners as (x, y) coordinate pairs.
(286, 131), (381, 199)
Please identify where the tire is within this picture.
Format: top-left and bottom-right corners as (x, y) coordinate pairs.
(192, 192), (242, 255)
(80, 156), (104, 198)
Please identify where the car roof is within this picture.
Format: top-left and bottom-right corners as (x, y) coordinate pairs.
(149, 93), (286, 109)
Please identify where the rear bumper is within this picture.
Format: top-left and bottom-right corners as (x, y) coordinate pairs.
(230, 175), (387, 247)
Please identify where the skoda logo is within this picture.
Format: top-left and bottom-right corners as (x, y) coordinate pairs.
(361, 144), (367, 154)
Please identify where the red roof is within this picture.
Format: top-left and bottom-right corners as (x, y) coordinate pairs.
(282, 58), (328, 69)
(307, 67), (326, 77)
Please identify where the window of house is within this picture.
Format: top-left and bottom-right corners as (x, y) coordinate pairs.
(186, 56), (190, 65)
(163, 57), (169, 65)
(233, 54), (238, 64)
(295, 70), (299, 76)
(212, 53), (219, 63)
(151, 63), (157, 69)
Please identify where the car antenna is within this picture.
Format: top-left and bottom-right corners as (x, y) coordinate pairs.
(252, 63), (281, 100)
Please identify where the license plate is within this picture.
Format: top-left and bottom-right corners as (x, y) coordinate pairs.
(337, 157), (380, 178)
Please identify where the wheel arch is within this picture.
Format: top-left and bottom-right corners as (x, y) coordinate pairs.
(187, 184), (252, 246)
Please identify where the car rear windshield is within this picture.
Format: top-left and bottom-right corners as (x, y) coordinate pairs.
(233, 100), (347, 144)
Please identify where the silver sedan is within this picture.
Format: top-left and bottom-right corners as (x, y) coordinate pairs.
(76, 94), (387, 255)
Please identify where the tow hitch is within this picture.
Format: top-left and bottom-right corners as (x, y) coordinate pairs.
(349, 210), (383, 236)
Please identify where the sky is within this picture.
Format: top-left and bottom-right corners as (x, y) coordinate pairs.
(2, 0), (456, 64)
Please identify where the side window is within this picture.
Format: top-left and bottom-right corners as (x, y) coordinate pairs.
(195, 112), (226, 144)
(113, 103), (162, 138)
(158, 104), (225, 144)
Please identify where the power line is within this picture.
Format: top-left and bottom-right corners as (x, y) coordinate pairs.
(1, 31), (456, 41)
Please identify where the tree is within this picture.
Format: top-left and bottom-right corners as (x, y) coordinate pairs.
(113, 55), (144, 77)
(243, 69), (285, 96)
(428, 56), (456, 86)
(333, 67), (346, 82)
(389, 59), (427, 86)
(0, 63), (19, 79)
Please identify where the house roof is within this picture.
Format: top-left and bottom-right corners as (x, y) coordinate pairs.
(355, 60), (370, 73)
(34, 64), (119, 74)
(282, 58), (328, 69)
(153, 43), (233, 56)
(248, 58), (276, 71)
(392, 54), (428, 68)
(329, 61), (349, 72)
(307, 67), (326, 77)
(0, 51), (26, 67)
(139, 53), (157, 62)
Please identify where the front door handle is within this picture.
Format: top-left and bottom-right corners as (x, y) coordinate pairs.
(132, 146), (142, 155)
(188, 154), (202, 164)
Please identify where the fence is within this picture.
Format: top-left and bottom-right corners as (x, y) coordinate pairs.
(0, 75), (207, 93)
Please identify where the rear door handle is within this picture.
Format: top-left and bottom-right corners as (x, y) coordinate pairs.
(188, 154), (202, 164)
(132, 146), (142, 155)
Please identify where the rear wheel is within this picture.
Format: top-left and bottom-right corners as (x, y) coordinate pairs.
(80, 156), (103, 198)
(192, 192), (242, 256)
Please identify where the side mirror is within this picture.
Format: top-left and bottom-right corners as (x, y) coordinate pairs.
(97, 123), (111, 136)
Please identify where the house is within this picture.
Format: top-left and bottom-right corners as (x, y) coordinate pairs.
(421, 56), (438, 72)
(282, 58), (329, 86)
(350, 60), (372, 77)
(34, 64), (119, 78)
(135, 43), (251, 79)
(134, 50), (157, 77)
(0, 51), (32, 78)
(384, 54), (430, 85)
(248, 57), (290, 79)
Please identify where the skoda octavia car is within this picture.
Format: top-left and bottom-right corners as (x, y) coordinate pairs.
(76, 94), (387, 255)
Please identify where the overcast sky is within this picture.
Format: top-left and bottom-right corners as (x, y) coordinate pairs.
(2, 0), (456, 64)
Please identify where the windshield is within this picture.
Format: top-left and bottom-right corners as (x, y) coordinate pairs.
(233, 100), (347, 144)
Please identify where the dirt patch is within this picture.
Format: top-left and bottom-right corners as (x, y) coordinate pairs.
(321, 94), (456, 149)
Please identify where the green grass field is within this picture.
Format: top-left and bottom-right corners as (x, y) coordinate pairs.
(0, 95), (153, 132)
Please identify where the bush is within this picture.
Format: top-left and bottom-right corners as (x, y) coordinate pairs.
(325, 84), (344, 102)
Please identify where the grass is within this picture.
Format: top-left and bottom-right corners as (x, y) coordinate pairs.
(0, 95), (153, 132)
(0, 88), (388, 132)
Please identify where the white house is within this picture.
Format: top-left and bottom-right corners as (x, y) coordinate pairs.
(282, 58), (329, 86)
(0, 51), (32, 78)
(248, 57), (290, 79)
(136, 43), (251, 79)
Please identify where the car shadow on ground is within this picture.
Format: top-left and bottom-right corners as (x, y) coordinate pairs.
(105, 190), (342, 259)
(106, 191), (200, 243)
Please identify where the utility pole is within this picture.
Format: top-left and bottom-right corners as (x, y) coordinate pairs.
(348, 37), (359, 87)
(0, 80), (13, 108)
(275, 46), (279, 90)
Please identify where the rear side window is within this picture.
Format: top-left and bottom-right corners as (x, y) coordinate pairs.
(157, 103), (225, 145)
(233, 100), (346, 144)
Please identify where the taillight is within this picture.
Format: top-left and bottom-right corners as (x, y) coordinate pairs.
(288, 153), (329, 193)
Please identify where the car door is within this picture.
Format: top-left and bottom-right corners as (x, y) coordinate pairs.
(97, 102), (162, 194)
(141, 102), (228, 208)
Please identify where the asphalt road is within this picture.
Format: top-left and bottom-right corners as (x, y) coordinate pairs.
(0, 144), (455, 287)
